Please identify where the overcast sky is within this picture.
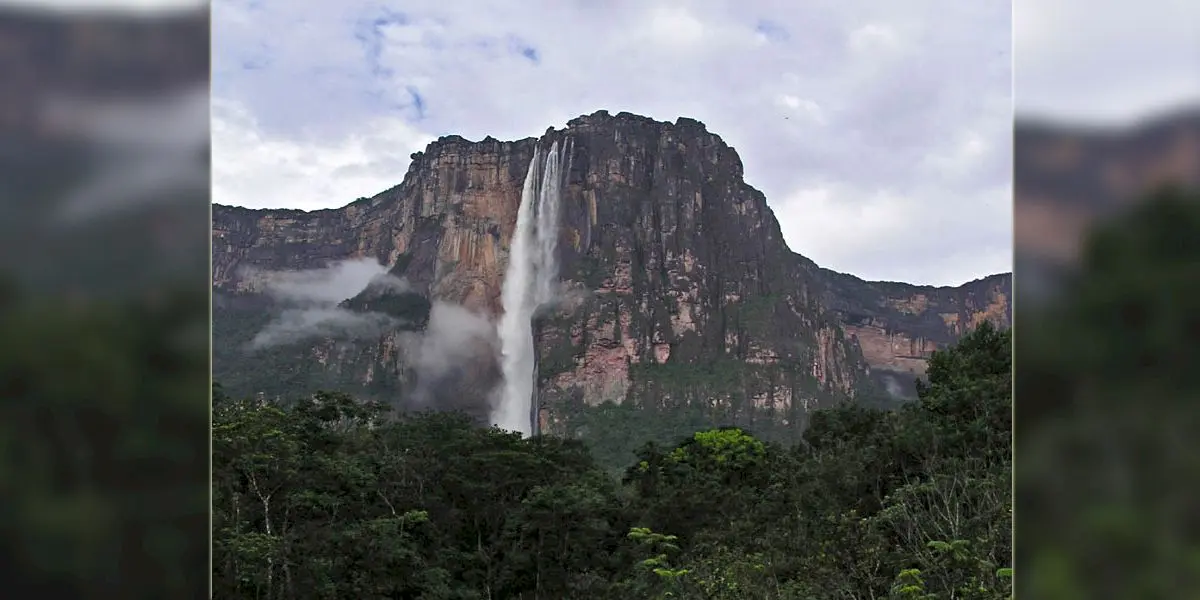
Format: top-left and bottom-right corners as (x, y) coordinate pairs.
(1014, 0), (1199, 125)
(208, 0), (1197, 286)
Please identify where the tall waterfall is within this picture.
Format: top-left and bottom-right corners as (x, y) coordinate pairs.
(492, 140), (570, 436)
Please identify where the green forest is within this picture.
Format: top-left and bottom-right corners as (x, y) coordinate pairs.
(6, 186), (1196, 597)
(213, 321), (1012, 599)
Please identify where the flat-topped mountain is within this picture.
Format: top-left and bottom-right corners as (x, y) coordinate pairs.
(212, 110), (1011, 458)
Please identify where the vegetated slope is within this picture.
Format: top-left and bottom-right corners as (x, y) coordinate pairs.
(212, 321), (1014, 599)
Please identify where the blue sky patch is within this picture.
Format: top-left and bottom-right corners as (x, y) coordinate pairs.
(755, 19), (789, 42)
(507, 35), (540, 64)
(355, 10), (408, 78)
(406, 86), (426, 120)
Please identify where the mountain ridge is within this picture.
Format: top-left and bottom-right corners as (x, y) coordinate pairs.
(1013, 103), (1199, 301)
(212, 109), (1011, 453)
(215, 108), (1010, 288)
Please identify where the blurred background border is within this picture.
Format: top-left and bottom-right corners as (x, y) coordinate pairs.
(0, 0), (1196, 596)
(0, 1), (211, 598)
(1013, 0), (1199, 595)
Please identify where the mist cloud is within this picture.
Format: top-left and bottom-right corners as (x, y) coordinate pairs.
(244, 258), (502, 416)
(251, 307), (399, 348)
(882, 373), (905, 398)
(402, 302), (498, 409)
(248, 258), (411, 349)
(876, 370), (917, 401)
(260, 257), (402, 305)
(51, 85), (210, 224)
(411, 303), (496, 378)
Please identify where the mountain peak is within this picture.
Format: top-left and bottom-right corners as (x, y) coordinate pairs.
(412, 110), (721, 159)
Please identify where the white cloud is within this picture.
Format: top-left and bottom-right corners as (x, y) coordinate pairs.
(256, 258), (396, 305)
(919, 130), (992, 184)
(643, 6), (707, 48)
(213, 0), (1013, 285)
(848, 23), (901, 54)
(775, 95), (827, 125)
(49, 86), (210, 223)
(211, 98), (434, 211)
(1014, 0), (1200, 123)
(246, 258), (415, 348)
(774, 183), (1012, 285)
(1, 0), (203, 12)
(407, 302), (496, 387)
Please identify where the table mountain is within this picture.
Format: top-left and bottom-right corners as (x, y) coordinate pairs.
(212, 110), (1010, 457)
(1014, 106), (1200, 301)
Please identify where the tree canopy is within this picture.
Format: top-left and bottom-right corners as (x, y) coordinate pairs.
(213, 321), (1013, 599)
(1015, 185), (1200, 597)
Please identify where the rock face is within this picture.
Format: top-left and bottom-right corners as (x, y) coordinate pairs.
(0, 7), (209, 140)
(212, 110), (1011, 456)
(1014, 107), (1200, 301)
(0, 7), (210, 297)
(814, 268), (1011, 398)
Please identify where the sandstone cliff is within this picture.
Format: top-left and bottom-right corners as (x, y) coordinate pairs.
(212, 110), (1010, 460)
(814, 267), (1010, 398)
(1014, 107), (1200, 301)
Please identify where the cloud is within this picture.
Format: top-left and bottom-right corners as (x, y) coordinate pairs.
(775, 95), (826, 125)
(49, 85), (210, 224)
(248, 258), (412, 348)
(773, 182), (1012, 285)
(244, 258), (498, 414)
(212, 98), (433, 211)
(405, 302), (496, 393)
(42, 85), (210, 152)
(213, 0), (1013, 286)
(847, 23), (900, 55)
(257, 257), (395, 305)
(8, 0), (204, 13)
(1014, 0), (1200, 123)
(375, 301), (499, 415)
(251, 307), (399, 348)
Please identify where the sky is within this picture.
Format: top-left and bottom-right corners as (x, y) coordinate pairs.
(1014, 0), (1199, 125)
(0, 0), (201, 12)
(207, 0), (1198, 286)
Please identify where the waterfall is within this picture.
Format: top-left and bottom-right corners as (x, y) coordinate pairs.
(493, 140), (570, 436)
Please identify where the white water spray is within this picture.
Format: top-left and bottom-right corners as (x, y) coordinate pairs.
(493, 140), (570, 436)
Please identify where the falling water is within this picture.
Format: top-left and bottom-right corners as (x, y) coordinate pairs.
(493, 140), (570, 436)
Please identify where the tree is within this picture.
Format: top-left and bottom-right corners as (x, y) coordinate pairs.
(208, 303), (1014, 598)
(1016, 185), (1200, 598)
